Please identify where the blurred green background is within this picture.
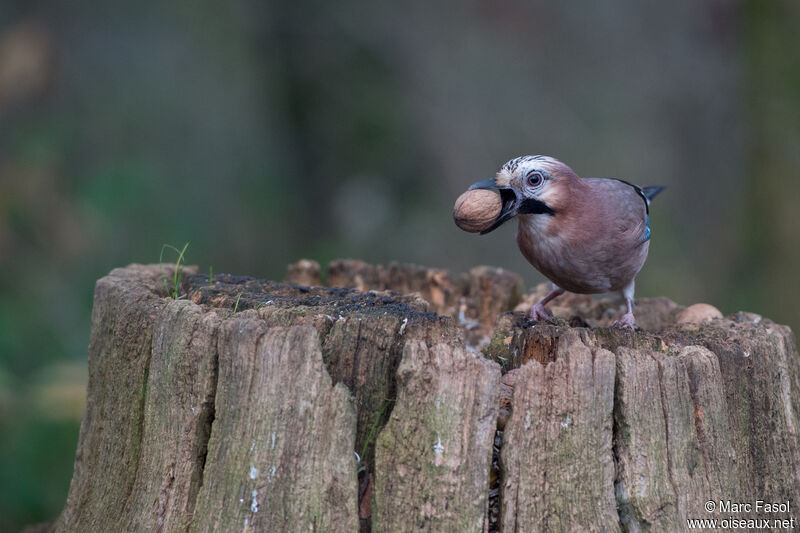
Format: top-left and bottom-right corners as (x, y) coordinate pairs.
(0, 0), (798, 530)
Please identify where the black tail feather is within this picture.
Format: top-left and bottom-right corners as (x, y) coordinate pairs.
(641, 186), (666, 201)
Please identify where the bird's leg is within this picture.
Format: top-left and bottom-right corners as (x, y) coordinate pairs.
(612, 281), (636, 330)
(529, 286), (565, 322)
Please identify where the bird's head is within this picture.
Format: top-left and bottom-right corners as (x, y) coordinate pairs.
(469, 155), (578, 234)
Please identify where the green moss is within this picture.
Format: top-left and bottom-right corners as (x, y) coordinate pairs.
(482, 329), (515, 365)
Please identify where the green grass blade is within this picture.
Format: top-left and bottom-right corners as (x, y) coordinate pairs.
(172, 242), (190, 299)
(359, 398), (393, 464)
(159, 242), (189, 299)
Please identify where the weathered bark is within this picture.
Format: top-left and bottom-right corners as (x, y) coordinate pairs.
(191, 324), (358, 532)
(48, 260), (800, 532)
(499, 331), (618, 532)
(374, 340), (500, 531)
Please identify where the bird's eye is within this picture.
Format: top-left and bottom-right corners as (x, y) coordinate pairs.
(526, 172), (544, 188)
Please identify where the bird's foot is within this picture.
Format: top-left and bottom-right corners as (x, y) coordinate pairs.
(527, 303), (555, 324)
(611, 312), (636, 330)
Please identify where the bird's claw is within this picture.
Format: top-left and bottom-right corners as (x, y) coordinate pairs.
(611, 313), (636, 330)
(527, 303), (555, 325)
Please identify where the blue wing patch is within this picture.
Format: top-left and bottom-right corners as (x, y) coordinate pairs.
(640, 215), (652, 244)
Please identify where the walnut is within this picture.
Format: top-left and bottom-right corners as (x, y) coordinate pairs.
(453, 189), (502, 233)
(676, 303), (723, 324)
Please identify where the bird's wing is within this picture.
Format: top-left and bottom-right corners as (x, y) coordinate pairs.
(584, 178), (650, 244)
(607, 178), (650, 213)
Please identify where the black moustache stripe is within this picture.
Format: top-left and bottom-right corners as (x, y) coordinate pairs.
(518, 198), (556, 216)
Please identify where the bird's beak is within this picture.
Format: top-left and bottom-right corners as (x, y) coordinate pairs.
(468, 178), (520, 234)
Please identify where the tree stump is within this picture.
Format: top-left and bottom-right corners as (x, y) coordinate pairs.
(46, 260), (800, 532)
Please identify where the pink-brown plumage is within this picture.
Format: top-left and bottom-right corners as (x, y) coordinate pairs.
(518, 177), (649, 294)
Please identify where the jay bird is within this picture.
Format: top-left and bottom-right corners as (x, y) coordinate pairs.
(470, 155), (665, 328)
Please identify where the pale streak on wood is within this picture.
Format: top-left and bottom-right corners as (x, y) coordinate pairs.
(190, 323), (358, 532)
(373, 340), (500, 532)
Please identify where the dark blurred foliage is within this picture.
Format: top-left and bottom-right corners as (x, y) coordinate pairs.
(0, 0), (798, 530)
